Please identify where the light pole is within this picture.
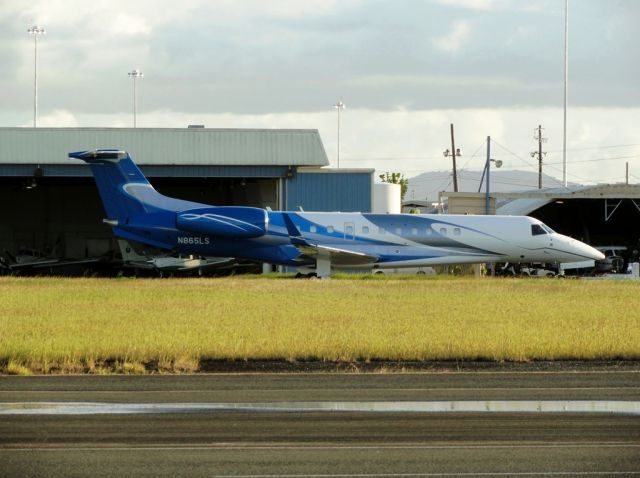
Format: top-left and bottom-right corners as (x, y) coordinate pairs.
(128, 69), (144, 128)
(333, 101), (345, 168)
(563, 0), (569, 187)
(28, 25), (46, 128)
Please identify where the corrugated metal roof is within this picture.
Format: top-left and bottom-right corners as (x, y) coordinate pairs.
(496, 183), (640, 216)
(497, 198), (553, 216)
(0, 127), (329, 167)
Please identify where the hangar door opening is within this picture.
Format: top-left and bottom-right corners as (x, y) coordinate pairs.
(530, 198), (640, 260)
(152, 176), (278, 210)
(0, 175), (279, 265)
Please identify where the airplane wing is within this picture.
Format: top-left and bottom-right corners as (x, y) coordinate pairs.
(283, 214), (378, 266)
(174, 257), (236, 271)
(8, 258), (60, 270)
(296, 243), (377, 266)
(8, 258), (104, 273)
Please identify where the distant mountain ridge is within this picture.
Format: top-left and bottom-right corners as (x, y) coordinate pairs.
(406, 169), (575, 201)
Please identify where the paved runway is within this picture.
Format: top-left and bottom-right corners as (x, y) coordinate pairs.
(1, 372), (639, 477)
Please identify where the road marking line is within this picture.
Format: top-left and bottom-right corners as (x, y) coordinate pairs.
(208, 473), (640, 477)
(212, 474), (640, 477)
(1, 387), (638, 393)
(1, 400), (639, 415)
(2, 443), (639, 451)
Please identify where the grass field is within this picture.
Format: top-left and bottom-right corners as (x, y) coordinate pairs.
(1, 275), (639, 374)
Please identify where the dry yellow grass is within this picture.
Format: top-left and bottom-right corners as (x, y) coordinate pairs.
(0, 276), (638, 373)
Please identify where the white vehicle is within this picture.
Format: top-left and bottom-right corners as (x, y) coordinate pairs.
(519, 265), (561, 278)
(595, 246), (627, 274)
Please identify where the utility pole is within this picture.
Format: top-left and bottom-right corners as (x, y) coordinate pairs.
(531, 125), (547, 189)
(443, 123), (460, 192)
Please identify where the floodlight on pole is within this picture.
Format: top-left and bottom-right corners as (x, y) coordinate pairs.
(28, 25), (46, 128)
(563, 0), (569, 187)
(128, 69), (144, 128)
(334, 101), (346, 168)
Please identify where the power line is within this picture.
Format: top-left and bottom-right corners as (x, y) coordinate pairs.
(547, 142), (640, 153)
(546, 154), (640, 165)
(341, 143), (640, 163)
(491, 138), (540, 171)
(457, 139), (488, 173)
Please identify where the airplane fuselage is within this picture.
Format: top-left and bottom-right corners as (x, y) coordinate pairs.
(114, 208), (600, 269)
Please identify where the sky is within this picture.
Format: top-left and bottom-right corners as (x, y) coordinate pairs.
(2, 0), (639, 199)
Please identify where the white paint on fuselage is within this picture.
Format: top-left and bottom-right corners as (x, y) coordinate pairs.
(291, 212), (603, 268)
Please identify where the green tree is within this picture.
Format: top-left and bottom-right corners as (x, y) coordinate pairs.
(379, 172), (408, 201)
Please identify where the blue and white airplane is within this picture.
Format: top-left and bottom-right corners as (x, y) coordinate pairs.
(70, 149), (604, 277)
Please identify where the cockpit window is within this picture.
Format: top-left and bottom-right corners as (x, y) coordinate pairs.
(531, 224), (547, 236)
(531, 223), (555, 235)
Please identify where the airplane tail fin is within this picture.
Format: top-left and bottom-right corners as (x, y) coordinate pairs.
(69, 150), (169, 219)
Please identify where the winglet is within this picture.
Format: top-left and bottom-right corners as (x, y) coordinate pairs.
(283, 214), (308, 247)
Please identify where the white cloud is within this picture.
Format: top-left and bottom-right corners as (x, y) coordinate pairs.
(208, 0), (354, 19)
(110, 13), (152, 36)
(433, 0), (508, 11)
(347, 74), (523, 89)
(29, 109), (79, 127)
(432, 20), (472, 52)
(11, 0), (179, 34)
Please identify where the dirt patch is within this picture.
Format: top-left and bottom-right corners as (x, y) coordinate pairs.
(197, 359), (640, 373)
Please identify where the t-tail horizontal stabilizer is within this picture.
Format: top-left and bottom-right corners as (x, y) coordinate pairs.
(69, 150), (128, 162)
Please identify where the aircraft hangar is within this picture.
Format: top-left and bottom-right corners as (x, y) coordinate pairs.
(496, 185), (640, 263)
(0, 127), (373, 267)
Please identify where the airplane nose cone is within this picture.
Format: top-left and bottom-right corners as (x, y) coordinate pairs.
(589, 246), (605, 261)
(560, 236), (605, 261)
(576, 241), (605, 261)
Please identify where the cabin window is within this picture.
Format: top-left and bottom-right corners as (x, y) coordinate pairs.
(395, 227), (402, 235)
(425, 228), (432, 236)
(346, 225), (354, 235)
(310, 225), (317, 233)
(531, 224), (547, 236)
(362, 226), (369, 234)
(440, 227), (447, 235)
(454, 227), (461, 236)
(411, 227), (418, 236)
(327, 225), (334, 233)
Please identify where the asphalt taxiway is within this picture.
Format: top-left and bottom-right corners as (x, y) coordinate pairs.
(1, 372), (639, 477)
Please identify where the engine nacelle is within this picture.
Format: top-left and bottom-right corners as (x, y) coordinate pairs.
(176, 207), (268, 239)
